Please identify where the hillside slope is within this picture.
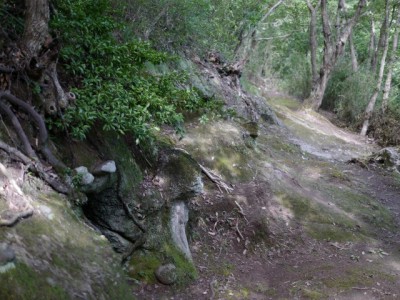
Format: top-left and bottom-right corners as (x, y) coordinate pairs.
(140, 96), (400, 299)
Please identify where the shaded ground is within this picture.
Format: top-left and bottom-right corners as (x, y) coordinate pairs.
(134, 96), (400, 299)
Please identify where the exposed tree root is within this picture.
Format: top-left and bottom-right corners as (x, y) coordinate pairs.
(0, 92), (66, 170)
(0, 140), (70, 194)
(0, 101), (38, 160)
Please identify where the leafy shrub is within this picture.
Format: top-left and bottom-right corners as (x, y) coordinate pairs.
(280, 53), (311, 100)
(370, 109), (400, 146)
(50, 0), (212, 141)
(120, 0), (264, 60)
(322, 61), (374, 125)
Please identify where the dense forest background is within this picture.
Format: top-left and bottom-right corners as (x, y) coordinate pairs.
(2, 1), (400, 298)
(1, 0), (400, 148)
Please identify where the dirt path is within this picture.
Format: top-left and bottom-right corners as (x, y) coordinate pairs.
(134, 97), (400, 299)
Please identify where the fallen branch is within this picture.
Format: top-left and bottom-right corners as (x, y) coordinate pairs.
(235, 218), (244, 240)
(174, 147), (234, 193)
(198, 163), (234, 193)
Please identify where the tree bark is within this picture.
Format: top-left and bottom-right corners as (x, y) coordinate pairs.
(368, 17), (377, 70)
(360, 0), (390, 136)
(306, 0), (321, 86)
(22, 0), (50, 57)
(382, 8), (400, 112)
(349, 33), (359, 72)
(371, 6), (390, 72)
(304, 0), (366, 110)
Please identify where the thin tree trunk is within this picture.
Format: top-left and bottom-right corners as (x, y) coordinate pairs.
(382, 8), (400, 112)
(234, 0), (285, 66)
(371, 7), (389, 72)
(368, 17), (376, 64)
(368, 17), (376, 69)
(305, 0), (366, 110)
(349, 33), (359, 72)
(306, 0), (321, 86)
(361, 0), (390, 136)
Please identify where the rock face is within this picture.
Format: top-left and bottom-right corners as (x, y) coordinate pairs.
(155, 263), (177, 285)
(157, 149), (204, 201)
(370, 147), (400, 171)
(82, 174), (144, 253)
(82, 147), (203, 271)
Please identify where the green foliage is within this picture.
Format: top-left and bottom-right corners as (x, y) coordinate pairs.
(51, 0), (211, 141)
(322, 61), (374, 124)
(120, 0), (264, 60)
(0, 1), (25, 36)
(281, 53), (311, 100)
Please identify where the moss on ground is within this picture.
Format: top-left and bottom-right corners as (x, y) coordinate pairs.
(323, 185), (396, 233)
(0, 262), (69, 300)
(280, 193), (360, 242)
(301, 288), (325, 300)
(129, 243), (197, 286)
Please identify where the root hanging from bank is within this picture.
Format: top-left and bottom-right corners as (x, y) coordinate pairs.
(0, 91), (70, 194)
(0, 92), (66, 170)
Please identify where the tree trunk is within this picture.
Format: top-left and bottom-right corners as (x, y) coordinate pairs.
(306, 0), (321, 86)
(371, 7), (389, 72)
(22, 0), (71, 115)
(349, 33), (359, 72)
(22, 0), (50, 57)
(304, 0), (366, 110)
(382, 8), (400, 112)
(360, 0), (390, 136)
(368, 17), (376, 68)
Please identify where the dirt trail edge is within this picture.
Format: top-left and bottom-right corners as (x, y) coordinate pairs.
(134, 96), (400, 300)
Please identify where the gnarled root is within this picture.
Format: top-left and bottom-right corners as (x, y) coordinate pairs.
(0, 140), (70, 194)
(0, 92), (66, 169)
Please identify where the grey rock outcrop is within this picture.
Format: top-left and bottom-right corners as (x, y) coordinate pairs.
(74, 166), (94, 185)
(91, 160), (116, 176)
(370, 147), (400, 171)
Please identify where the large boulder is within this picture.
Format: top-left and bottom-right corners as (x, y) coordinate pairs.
(370, 147), (400, 171)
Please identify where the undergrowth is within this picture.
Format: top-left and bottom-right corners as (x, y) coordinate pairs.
(50, 0), (217, 142)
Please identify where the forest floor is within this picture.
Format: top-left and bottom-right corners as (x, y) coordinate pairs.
(133, 96), (400, 300)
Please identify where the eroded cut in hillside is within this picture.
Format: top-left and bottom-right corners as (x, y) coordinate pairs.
(137, 96), (400, 299)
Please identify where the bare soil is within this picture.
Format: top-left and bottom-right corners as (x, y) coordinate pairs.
(133, 96), (400, 300)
